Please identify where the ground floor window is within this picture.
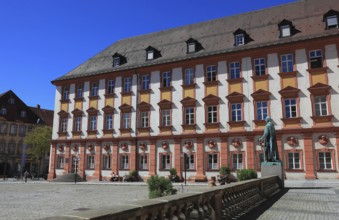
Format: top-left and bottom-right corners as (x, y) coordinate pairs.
(103, 155), (111, 170)
(57, 155), (64, 169)
(87, 155), (95, 169)
(208, 153), (218, 170)
(318, 152), (332, 170)
(139, 154), (148, 170)
(161, 154), (171, 170)
(120, 155), (129, 170)
(185, 154), (195, 170)
(232, 153), (243, 170)
(288, 152), (300, 170)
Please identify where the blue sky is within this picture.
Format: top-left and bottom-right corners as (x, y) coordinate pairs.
(0, 0), (296, 110)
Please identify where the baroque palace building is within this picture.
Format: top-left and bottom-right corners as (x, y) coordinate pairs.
(0, 90), (54, 177)
(49, 0), (339, 181)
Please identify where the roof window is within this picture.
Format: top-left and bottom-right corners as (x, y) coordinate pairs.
(145, 46), (161, 61)
(112, 53), (126, 67)
(233, 29), (252, 46)
(324, 10), (339, 29)
(186, 38), (203, 53)
(278, 19), (299, 38)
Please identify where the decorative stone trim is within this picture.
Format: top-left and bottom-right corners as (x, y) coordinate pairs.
(287, 136), (298, 147)
(232, 138), (242, 148)
(162, 141), (169, 149)
(318, 135), (329, 145)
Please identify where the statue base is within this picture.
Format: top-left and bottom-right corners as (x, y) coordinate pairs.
(261, 161), (284, 188)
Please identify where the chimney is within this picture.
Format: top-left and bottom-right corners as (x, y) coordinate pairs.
(36, 104), (40, 109)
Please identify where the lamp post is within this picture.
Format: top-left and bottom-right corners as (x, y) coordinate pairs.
(181, 152), (187, 185)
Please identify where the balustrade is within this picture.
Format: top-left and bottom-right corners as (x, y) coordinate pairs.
(45, 176), (282, 220)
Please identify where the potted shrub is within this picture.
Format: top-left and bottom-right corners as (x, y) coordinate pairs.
(219, 166), (230, 176)
(237, 169), (258, 181)
(147, 175), (177, 199)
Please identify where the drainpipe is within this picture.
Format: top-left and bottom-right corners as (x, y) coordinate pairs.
(134, 69), (139, 175)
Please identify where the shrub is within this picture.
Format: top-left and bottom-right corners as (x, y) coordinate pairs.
(219, 166), (231, 176)
(147, 175), (177, 199)
(237, 169), (258, 181)
(169, 168), (177, 176)
(169, 168), (181, 182)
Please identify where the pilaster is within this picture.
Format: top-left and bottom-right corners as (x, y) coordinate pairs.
(220, 138), (229, 167)
(93, 142), (102, 180)
(304, 134), (317, 179)
(47, 143), (56, 181)
(246, 136), (255, 169)
(195, 138), (206, 181)
(174, 140), (182, 178)
(149, 140), (157, 176)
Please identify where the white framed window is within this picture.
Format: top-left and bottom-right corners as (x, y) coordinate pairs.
(113, 57), (120, 67)
(232, 153), (243, 170)
(139, 154), (148, 170)
(319, 152), (332, 170)
(147, 50), (154, 60)
(288, 152), (300, 169)
(20, 110), (26, 118)
(280, 25), (291, 37)
(19, 125), (26, 136)
(185, 107), (195, 125)
(188, 42), (196, 53)
(91, 82), (99, 96)
(89, 116), (97, 131)
(141, 75), (150, 90)
(122, 113), (130, 129)
(254, 58), (266, 76)
(185, 154), (195, 170)
(314, 96), (328, 116)
(326, 15), (338, 29)
(184, 68), (194, 85)
(87, 155), (95, 169)
(57, 155), (65, 169)
(74, 117), (81, 131)
(140, 112), (149, 128)
(206, 65), (217, 82)
(103, 155), (111, 170)
(105, 114), (113, 130)
(123, 77), (132, 92)
(60, 118), (67, 132)
(235, 34), (244, 46)
(256, 101), (268, 120)
(161, 154), (171, 170)
(107, 80), (115, 94)
(1, 108), (7, 115)
(284, 99), (297, 118)
(281, 54), (294, 73)
(8, 97), (15, 104)
(0, 123), (7, 134)
(208, 153), (218, 170)
(121, 155), (129, 169)
(10, 124), (17, 135)
(62, 86), (69, 100)
(309, 49), (323, 69)
(207, 106), (217, 123)
(161, 109), (171, 126)
(76, 84), (83, 98)
(230, 62), (240, 79)
(162, 72), (171, 87)
(231, 103), (242, 122)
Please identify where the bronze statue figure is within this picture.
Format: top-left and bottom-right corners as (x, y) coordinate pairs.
(259, 116), (279, 162)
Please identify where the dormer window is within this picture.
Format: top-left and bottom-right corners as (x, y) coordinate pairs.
(145, 46), (161, 61)
(324, 10), (339, 29)
(20, 110), (26, 118)
(186, 38), (202, 54)
(147, 50), (154, 60)
(188, 43), (196, 53)
(278, 19), (298, 38)
(235, 34), (244, 46)
(112, 53), (126, 67)
(280, 25), (291, 37)
(233, 29), (252, 46)
(113, 57), (120, 67)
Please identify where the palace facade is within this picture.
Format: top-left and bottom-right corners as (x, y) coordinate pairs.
(49, 0), (339, 181)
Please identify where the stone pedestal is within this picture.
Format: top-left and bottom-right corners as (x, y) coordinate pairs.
(261, 161), (284, 188)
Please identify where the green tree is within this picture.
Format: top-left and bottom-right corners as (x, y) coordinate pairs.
(24, 126), (52, 179)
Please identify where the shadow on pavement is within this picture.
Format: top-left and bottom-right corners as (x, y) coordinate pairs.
(238, 188), (289, 220)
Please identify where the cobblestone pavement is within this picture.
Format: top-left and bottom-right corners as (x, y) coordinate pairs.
(0, 179), (338, 220)
(0, 180), (205, 220)
(255, 180), (339, 220)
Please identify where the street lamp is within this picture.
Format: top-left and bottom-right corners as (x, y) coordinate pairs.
(181, 152), (187, 185)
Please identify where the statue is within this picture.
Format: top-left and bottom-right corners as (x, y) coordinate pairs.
(259, 117), (279, 162)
